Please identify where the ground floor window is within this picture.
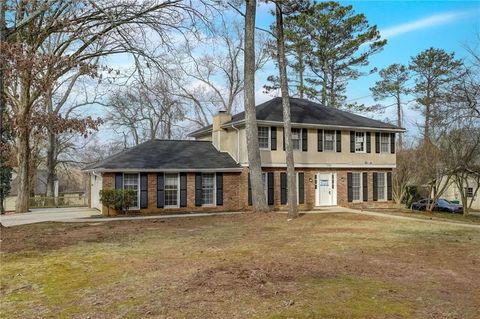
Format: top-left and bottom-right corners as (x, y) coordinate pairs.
(202, 173), (215, 205)
(165, 173), (179, 207)
(377, 172), (387, 200)
(123, 173), (139, 208)
(352, 172), (362, 201)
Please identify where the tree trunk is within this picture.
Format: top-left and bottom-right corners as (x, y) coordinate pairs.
(15, 131), (30, 213)
(297, 49), (304, 99)
(275, 3), (297, 218)
(46, 130), (57, 202)
(396, 92), (403, 148)
(0, 0), (5, 144)
(244, 0), (268, 212)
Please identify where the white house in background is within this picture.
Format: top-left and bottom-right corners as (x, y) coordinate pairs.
(442, 178), (480, 210)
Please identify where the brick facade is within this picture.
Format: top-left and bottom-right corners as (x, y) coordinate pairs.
(98, 167), (393, 215)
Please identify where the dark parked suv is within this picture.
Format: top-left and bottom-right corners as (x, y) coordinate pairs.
(411, 198), (463, 214)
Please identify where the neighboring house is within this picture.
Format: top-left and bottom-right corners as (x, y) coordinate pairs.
(442, 178), (480, 210)
(84, 97), (404, 215)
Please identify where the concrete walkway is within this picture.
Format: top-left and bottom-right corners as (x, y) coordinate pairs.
(0, 208), (242, 227)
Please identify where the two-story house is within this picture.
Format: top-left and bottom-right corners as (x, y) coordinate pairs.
(85, 97), (404, 215)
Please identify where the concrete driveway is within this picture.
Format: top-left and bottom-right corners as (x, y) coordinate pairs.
(0, 207), (101, 227)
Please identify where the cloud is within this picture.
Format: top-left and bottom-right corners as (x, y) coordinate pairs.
(381, 9), (476, 39)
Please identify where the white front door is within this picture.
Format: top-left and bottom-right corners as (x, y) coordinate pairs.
(315, 173), (337, 206)
(91, 173), (103, 210)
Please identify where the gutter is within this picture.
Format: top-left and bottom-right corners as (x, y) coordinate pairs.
(82, 167), (244, 173)
(220, 120), (406, 133)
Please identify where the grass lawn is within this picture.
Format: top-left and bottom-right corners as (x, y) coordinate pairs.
(368, 208), (480, 225)
(1, 213), (479, 319)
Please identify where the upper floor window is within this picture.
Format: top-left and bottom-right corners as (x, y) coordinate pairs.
(466, 187), (474, 197)
(324, 130), (335, 152)
(258, 127), (270, 149)
(292, 128), (301, 150)
(355, 132), (365, 153)
(380, 133), (390, 153)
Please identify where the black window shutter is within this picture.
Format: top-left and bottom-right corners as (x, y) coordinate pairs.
(195, 173), (202, 206)
(350, 131), (355, 153)
(115, 173), (123, 189)
(282, 129), (285, 151)
(267, 172), (274, 205)
(373, 172), (378, 201)
(302, 128), (308, 151)
(180, 172), (187, 207)
(140, 173), (148, 209)
(157, 173), (164, 208)
(375, 132), (380, 153)
(387, 172), (393, 200)
(347, 172), (353, 202)
(298, 172), (305, 204)
(216, 173), (223, 206)
(248, 173), (252, 206)
(317, 129), (323, 152)
(390, 133), (395, 154)
(362, 172), (368, 202)
(336, 130), (341, 152)
(280, 172), (287, 205)
(366, 132), (371, 153)
(271, 127), (277, 150)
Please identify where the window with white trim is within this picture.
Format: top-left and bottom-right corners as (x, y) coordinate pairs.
(466, 187), (474, 197)
(355, 132), (365, 153)
(380, 133), (390, 153)
(324, 130), (335, 152)
(164, 173), (179, 207)
(123, 173), (139, 208)
(258, 127), (270, 149)
(377, 172), (387, 200)
(262, 172), (268, 202)
(292, 128), (301, 150)
(201, 173), (215, 205)
(352, 172), (362, 201)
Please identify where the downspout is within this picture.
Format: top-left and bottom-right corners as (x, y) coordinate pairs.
(231, 124), (240, 164)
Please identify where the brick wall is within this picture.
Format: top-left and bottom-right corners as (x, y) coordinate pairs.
(100, 172), (241, 215)
(100, 168), (394, 215)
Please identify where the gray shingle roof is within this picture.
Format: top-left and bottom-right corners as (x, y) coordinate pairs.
(84, 140), (241, 171)
(189, 97), (402, 136)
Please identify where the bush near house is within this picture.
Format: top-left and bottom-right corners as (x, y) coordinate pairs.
(99, 189), (136, 216)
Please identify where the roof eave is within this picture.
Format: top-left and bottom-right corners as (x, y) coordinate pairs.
(221, 120), (406, 132)
(83, 167), (244, 173)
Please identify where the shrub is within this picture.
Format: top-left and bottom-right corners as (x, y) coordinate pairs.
(99, 189), (137, 216)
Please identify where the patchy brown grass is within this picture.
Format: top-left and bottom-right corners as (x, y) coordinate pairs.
(1, 213), (479, 319)
(368, 207), (480, 225)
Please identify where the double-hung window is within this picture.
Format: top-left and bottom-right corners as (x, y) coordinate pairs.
(355, 132), (365, 153)
(352, 172), (362, 201)
(123, 174), (139, 209)
(164, 173), (179, 207)
(258, 127), (270, 149)
(324, 130), (335, 152)
(202, 173), (215, 205)
(377, 172), (387, 201)
(466, 187), (474, 197)
(380, 133), (390, 153)
(291, 128), (301, 150)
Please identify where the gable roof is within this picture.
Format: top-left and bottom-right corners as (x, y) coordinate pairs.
(83, 140), (241, 172)
(189, 97), (403, 137)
